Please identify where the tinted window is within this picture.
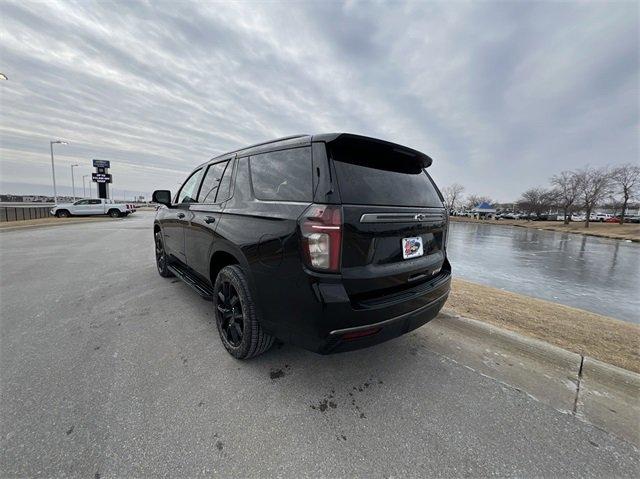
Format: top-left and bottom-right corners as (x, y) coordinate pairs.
(249, 147), (312, 202)
(89, 199), (102, 204)
(216, 160), (233, 203)
(177, 169), (203, 204)
(233, 157), (251, 204)
(199, 160), (230, 203)
(330, 147), (442, 207)
(74, 200), (89, 205)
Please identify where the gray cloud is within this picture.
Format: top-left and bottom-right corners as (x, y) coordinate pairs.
(0, 0), (637, 201)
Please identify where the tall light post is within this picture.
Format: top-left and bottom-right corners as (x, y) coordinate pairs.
(89, 180), (93, 199)
(50, 140), (68, 203)
(70, 164), (79, 201)
(82, 174), (89, 198)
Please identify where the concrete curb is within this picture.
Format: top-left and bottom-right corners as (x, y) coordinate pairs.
(579, 357), (640, 445)
(422, 311), (640, 446)
(438, 310), (582, 371)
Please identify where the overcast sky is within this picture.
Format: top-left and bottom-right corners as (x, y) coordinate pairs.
(1, 0), (638, 201)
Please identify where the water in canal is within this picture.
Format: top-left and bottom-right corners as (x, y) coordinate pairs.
(447, 222), (639, 323)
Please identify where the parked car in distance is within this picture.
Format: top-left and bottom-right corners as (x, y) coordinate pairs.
(152, 133), (451, 359)
(602, 215), (640, 223)
(51, 198), (133, 218)
(592, 213), (613, 222)
(533, 213), (558, 221)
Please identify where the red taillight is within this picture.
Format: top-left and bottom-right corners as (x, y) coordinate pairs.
(299, 204), (342, 272)
(341, 328), (381, 341)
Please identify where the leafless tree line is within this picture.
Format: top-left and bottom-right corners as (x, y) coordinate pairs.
(441, 185), (494, 213)
(441, 163), (639, 227)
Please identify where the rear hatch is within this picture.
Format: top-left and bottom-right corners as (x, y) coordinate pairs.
(327, 135), (448, 304)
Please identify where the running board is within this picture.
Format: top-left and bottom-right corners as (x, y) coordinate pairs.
(167, 263), (213, 301)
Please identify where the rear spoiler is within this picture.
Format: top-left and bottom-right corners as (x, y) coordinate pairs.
(318, 133), (433, 168)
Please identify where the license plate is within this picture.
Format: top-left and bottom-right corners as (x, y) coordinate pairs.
(402, 236), (423, 259)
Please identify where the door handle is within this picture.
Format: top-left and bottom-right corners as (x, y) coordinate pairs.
(177, 212), (185, 219)
(204, 216), (216, 224)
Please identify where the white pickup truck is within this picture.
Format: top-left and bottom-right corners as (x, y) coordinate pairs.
(50, 199), (133, 218)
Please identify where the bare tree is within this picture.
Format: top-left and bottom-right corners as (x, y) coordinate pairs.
(441, 183), (465, 212)
(517, 188), (557, 218)
(551, 170), (580, 224)
(575, 166), (611, 228)
(610, 164), (640, 224)
(464, 194), (494, 210)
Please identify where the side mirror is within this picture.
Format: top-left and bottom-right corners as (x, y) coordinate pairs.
(152, 190), (172, 207)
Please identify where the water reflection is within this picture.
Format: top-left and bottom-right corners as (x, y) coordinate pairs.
(447, 222), (640, 323)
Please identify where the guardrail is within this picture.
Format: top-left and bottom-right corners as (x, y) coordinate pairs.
(0, 206), (52, 222)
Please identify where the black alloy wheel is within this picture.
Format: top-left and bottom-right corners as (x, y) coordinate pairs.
(155, 231), (173, 277)
(216, 281), (244, 348)
(213, 265), (274, 359)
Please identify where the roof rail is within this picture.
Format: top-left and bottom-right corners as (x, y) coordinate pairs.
(204, 134), (309, 165)
(239, 134), (309, 152)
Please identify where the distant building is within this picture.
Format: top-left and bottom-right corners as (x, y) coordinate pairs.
(22, 195), (51, 203)
(0, 194), (25, 202)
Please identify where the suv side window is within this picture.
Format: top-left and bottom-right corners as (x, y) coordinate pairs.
(249, 147), (312, 202)
(198, 160), (231, 203)
(177, 169), (203, 204)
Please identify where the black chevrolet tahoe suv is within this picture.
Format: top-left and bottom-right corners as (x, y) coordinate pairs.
(152, 133), (451, 359)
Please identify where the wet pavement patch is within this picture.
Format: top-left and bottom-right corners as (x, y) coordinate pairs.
(270, 368), (285, 380)
(310, 397), (337, 412)
(311, 380), (382, 416)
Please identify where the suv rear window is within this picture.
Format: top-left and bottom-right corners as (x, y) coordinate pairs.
(329, 144), (442, 207)
(249, 147), (312, 202)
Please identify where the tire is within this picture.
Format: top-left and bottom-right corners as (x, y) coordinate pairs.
(108, 209), (121, 218)
(154, 230), (174, 278)
(56, 210), (70, 218)
(213, 265), (274, 359)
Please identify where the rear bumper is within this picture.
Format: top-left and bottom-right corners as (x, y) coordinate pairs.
(258, 261), (451, 354)
(320, 287), (449, 354)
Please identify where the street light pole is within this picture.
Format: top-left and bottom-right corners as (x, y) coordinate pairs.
(82, 175), (88, 198)
(89, 181), (93, 199)
(70, 164), (79, 201)
(49, 140), (68, 204)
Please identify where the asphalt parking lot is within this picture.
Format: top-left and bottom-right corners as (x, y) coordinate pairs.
(1, 211), (638, 478)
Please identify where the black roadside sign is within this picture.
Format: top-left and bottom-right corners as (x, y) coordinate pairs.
(92, 159), (111, 168)
(92, 173), (112, 183)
